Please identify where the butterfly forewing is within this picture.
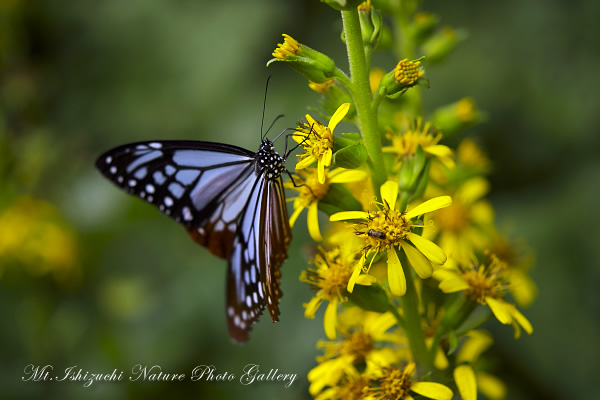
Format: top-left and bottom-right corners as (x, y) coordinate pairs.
(96, 139), (291, 342)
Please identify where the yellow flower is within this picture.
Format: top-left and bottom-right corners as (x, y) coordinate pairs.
(451, 330), (507, 400)
(272, 33), (300, 59)
(301, 246), (375, 340)
(489, 232), (537, 307)
(434, 254), (533, 337)
(295, 103), (351, 184)
(383, 118), (455, 170)
(0, 196), (78, 281)
(425, 177), (494, 265)
(394, 59), (425, 86)
(286, 167), (367, 242)
(365, 362), (453, 400)
(308, 310), (402, 397)
(315, 370), (372, 400)
(330, 180), (452, 296)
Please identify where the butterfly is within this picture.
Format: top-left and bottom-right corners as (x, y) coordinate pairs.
(95, 136), (292, 343)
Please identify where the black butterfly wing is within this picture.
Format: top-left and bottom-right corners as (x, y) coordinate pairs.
(226, 174), (291, 342)
(96, 140), (291, 342)
(96, 141), (255, 258)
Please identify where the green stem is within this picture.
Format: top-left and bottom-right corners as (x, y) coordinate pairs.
(398, 250), (430, 371)
(341, 8), (386, 194)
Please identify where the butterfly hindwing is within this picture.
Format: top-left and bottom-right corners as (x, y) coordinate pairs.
(96, 139), (292, 343)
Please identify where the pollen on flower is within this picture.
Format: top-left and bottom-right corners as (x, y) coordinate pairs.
(386, 118), (442, 159)
(360, 208), (411, 252)
(461, 254), (507, 304)
(296, 120), (334, 164)
(394, 58), (425, 86)
(366, 365), (414, 400)
(272, 33), (300, 60)
(302, 248), (353, 299)
(339, 331), (375, 364)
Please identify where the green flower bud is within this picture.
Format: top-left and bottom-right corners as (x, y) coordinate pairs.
(408, 12), (438, 45)
(267, 34), (337, 84)
(422, 27), (466, 64)
(432, 98), (483, 137)
(358, 1), (383, 50)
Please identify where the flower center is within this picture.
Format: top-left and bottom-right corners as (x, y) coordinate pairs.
(303, 250), (352, 300)
(338, 375), (371, 400)
(341, 331), (375, 363)
(394, 59), (425, 86)
(301, 122), (333, 158)
(376, 367), (412, 399)
(388, 119), (441, 158)
(363, 209), (410, 249)
(462, 256), (507, 304)
(272, 34), (300, 59)
(299, 171), (330, 203)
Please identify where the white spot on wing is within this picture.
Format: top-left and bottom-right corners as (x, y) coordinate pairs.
(109, 166), (117, 174)
(148, 142), (162, 149)
(164, 196), (174, 207)
(145, 184), (155, 194)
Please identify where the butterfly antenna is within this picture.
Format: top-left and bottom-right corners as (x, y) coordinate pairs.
(265, 114), (285, 138)
(260, 75), (272, 140)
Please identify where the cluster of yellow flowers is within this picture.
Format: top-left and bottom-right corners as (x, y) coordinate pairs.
(270, 1), (536, 399)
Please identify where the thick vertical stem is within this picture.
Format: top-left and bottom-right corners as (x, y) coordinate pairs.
(341, 9), (387, 194)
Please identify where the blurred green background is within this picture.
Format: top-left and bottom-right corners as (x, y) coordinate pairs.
(1, 0), (598, 399)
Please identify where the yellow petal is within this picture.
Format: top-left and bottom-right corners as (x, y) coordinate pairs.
(304, 296), (321, 319)
(425, 144), (453, 159)
(456, 177), (489, 204)
(387, 248), (406, 296)
(328, 103), (350, 132)
(356, 274), (376, 285)
(509, 306), (533, 334)
(401, 241), (433, 279)
(329, 169), (368, 183)
(454, 365), (477, 400)
(324, 298), (338, 340)
(406, 196), (453, 220)
(439, 277), (470, 293)
(330, 211), (369, 222)
(347, 257), (364, 293)
(476, 372), (507, 400)
(296, 154), (316, 169)
(457, 331), (493, 363)
(411, 381), (453, 400)
(486, 297), (512, 325)
(307, 202), (323, 241)
(407, 232), (447, 264)
(380, 180), (399, 210)
(318, 159), (326, 184)
(289, 204), (304, 228)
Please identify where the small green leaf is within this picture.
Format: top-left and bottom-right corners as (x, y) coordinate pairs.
(333, 143), (367, 169)
(346, 283), (392, 313)
(318, 183), (363, 215)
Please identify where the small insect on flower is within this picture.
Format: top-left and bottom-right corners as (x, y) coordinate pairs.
(367, 229), (387, 240)
(330, 180), (452, 296)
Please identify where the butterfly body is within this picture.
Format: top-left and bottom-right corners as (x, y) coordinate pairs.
(96, 138), (291, 342)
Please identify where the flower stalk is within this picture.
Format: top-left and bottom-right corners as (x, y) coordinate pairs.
(341, 8), (387, 194)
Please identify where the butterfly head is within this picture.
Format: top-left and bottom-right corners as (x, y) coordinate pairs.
(255, 139), (285, 180)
